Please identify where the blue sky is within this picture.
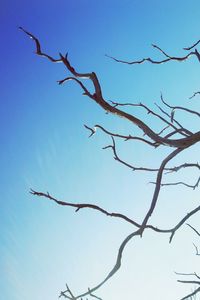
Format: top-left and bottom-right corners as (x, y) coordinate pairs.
(1, 1), (200, 299)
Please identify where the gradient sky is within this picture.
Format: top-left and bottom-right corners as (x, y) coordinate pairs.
(1, 1), (200, 299)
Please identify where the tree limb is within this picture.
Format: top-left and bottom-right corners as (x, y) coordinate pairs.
(106, 41), (200, 65)
(20, 27), (200, 149)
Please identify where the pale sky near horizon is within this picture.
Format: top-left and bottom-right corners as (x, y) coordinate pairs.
(1, 1), (200, 299)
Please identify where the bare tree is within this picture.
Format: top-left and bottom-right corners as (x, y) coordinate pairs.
(20, 27), (200, 300)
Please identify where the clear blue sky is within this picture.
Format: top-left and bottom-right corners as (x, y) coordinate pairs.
(1, 1), (200, 299)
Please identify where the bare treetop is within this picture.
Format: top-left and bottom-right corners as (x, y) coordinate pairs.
(21, 27), (200, 300)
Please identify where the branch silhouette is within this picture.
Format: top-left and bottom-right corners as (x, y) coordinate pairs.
(21, 27), (200, 300)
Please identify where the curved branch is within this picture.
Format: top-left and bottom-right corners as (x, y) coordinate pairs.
(73, 230), (140, 299)
(59, 230), (140, 299)
(59, 55), (200, 148)
(19, 27), (62, 62)
(183, 39), (200, 50)
(187, 224), (200, 237)
(30, 187), (200, 299)
(169, 204), (200, 242)
(21, 27), (200, 148)
(103, 137), (160, 172)
(22, 28), (200, 300)
(84, 124), (156, 146)
(189, 91), (200, 99)
(30, 189), (141, 228)
(58, 76), (93, 98)
(140, 148), (183, 234)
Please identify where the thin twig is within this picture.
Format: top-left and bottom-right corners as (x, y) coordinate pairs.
(161, 96), (200, 118)
(183, 39), (200, 50)
(151, 176), (200, 190)
(189, 91), (200, 99)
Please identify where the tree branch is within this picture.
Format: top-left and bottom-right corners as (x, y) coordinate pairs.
(140, 148), (183, 234)
(152, 176), (200, 190)
(169, 205), (200, 243)
(30, 189), (141, 228)
(106, 42), (200, 65)
(183, 39), (200, 50)
(110, 100), (186, 137)
(20, 27), (200, 149)
(187, 224), (200, 237)
(22, 27), (200, 300)
(180, 287), (200, 300)
(103, 136), (160, 172)
(189, 91), (200, 99)
(84, 124), (156, 146)
(155, 100), (192, 137)
(161, 96), (200, 118)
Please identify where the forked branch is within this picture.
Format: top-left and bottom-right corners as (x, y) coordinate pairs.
(20, 26), (200, 149)
(21, 27), (200, 300)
